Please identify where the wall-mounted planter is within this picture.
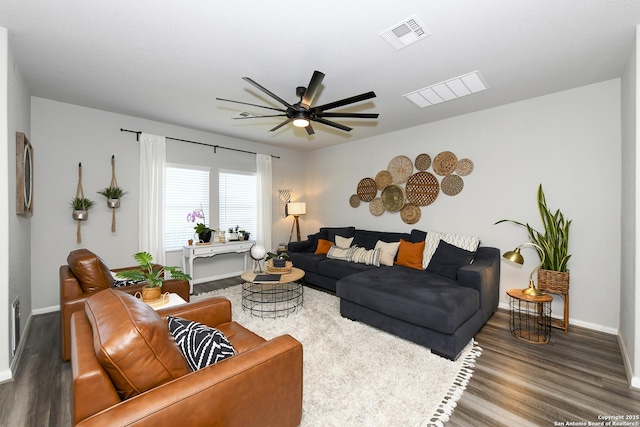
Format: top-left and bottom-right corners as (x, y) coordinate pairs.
(72, 209), (88, 221)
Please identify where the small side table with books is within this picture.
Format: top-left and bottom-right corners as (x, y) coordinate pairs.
(240, 267), (305, 318)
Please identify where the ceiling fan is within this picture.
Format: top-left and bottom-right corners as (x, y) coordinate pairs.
(216, 71), (379, 135)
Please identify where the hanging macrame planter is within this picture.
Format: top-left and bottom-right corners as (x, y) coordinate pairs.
(97, 155), (126, 232)
(70, 162), (94, 244)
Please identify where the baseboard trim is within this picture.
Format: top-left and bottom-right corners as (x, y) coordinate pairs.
(497, 302), (618, 335)
(192, 271), (243, 285)
(0, 368), (12, 384)
(618, 334), (640, 390)
(9, 312), (33, 379)
(33, 304), (60, 315)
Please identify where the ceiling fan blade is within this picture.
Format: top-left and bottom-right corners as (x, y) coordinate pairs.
(313, 91), (377, 112)
(313, 117), (353, 132)
(216, 98), (286, 113)
(300, 71), (325, 109)
(242, 77), (293, 109)
(232, 114), (287, 120)
(305, 123), (315, 135)
(270, 118), (293, 132)
(316, 112), (379, 119)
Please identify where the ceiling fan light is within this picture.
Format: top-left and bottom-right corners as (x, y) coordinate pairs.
(293, 111), (309, 127)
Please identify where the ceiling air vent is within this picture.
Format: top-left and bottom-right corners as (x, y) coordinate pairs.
(379, 15), (431, 50)
(404, 71), (489, 108)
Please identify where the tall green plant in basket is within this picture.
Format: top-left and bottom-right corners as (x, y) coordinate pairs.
(495, 184), (571, 272)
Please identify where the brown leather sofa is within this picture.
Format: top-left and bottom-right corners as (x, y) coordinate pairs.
(71, 288), (303, 427)
(60, 248), (190, 361)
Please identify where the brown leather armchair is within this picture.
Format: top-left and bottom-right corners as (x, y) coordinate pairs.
(60, 248), (190, 361)
(71, 289), (303, 427)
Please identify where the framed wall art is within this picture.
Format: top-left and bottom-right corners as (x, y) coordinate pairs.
(16, 132), (33, 215)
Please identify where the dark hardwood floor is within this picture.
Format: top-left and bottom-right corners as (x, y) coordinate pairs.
(1, 278), (638, 426)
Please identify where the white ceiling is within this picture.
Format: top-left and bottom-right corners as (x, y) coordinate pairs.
(1, 1), (639, 151)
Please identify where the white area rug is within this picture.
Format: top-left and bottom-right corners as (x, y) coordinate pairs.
(193, 285), (481, 427)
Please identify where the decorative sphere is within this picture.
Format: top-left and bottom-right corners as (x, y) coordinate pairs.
(250, 244), (266, 260)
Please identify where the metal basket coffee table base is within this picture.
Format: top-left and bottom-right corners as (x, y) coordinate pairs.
(242, 281), (304, 318)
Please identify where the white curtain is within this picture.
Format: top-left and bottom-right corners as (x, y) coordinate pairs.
(139, 133), (166, 265)
(256, 154), (272, 252)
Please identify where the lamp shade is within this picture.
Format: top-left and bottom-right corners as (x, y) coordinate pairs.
(287, 202), (306, 216)
(502, 247), (524, 264)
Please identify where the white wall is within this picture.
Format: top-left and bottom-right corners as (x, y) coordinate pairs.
(620, 26), (639, 388)
(305, 79), (621, 332)
(30, 98), (306, 311)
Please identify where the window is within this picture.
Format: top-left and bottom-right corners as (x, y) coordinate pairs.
(219, 170), (257, 238)
(165, 164), (210, 251)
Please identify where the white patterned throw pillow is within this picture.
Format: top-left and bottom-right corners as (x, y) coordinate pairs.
(327, 245), (357, 261)
(350, 247), (381, 266)
(422, 231), (480, 269)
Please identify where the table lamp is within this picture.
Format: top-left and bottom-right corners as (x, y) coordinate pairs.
(286, 202), (306, 243)
(503, 242), (545, 297)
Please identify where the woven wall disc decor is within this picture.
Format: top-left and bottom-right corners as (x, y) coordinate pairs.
(433, 151), (458, 176)
(349, 194), (361, 208)
(415, 153), (431, 171)
(374, 170), (392, 190)
(381, 184), (406, 212)
(356, 177), (377, 202)
(441, 174), (464, 196)
(400, 203), (421, 224)
(455, 158), (474, 176)
(387, 155), (413, 184)
(405, 172), (439, 206)
(369, 197), (385, 216)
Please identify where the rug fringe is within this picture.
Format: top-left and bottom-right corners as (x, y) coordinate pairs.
(426, 340), (483, 427)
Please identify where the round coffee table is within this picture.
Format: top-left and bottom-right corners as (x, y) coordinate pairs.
(240, 267), (305, 318)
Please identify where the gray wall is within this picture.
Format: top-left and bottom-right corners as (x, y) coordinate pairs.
(30, 97), (306, 312)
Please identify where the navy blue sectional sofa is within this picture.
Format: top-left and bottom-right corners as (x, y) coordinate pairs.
(287, 226), (500, 360)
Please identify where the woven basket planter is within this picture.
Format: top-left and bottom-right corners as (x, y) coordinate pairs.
(537, 269), (570, 294)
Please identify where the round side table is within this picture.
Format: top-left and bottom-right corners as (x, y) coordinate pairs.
(506, 289), (553, 344)
(240, 267), (305, 318)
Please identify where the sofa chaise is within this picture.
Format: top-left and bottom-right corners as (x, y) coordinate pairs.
(287, 226), (500, 360)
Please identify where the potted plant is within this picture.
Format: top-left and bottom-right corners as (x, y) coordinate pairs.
(115, 251), (191, 302)
(266, 251), (292, 270)
(495, 184), (572, 292)
(97, 185), (127, 208)
(187, 206), (213, 243)
(70, 197), (95, 220)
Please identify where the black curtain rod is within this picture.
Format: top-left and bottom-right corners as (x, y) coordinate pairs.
(119, 128), (280, 159)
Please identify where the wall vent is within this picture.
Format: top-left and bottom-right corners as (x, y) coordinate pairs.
(379, 15), (431, 50)
(11, 297), (20, 357)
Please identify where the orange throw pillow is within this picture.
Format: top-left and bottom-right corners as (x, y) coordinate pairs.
(395, 239), (425, 270)
(315, 238), (333, 255)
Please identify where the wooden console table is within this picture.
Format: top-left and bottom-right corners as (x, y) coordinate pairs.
(182, 241), (254, 293)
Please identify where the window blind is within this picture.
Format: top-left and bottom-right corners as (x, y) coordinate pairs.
(219, 170), (257, 238)
(165, 164), (210, 251)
